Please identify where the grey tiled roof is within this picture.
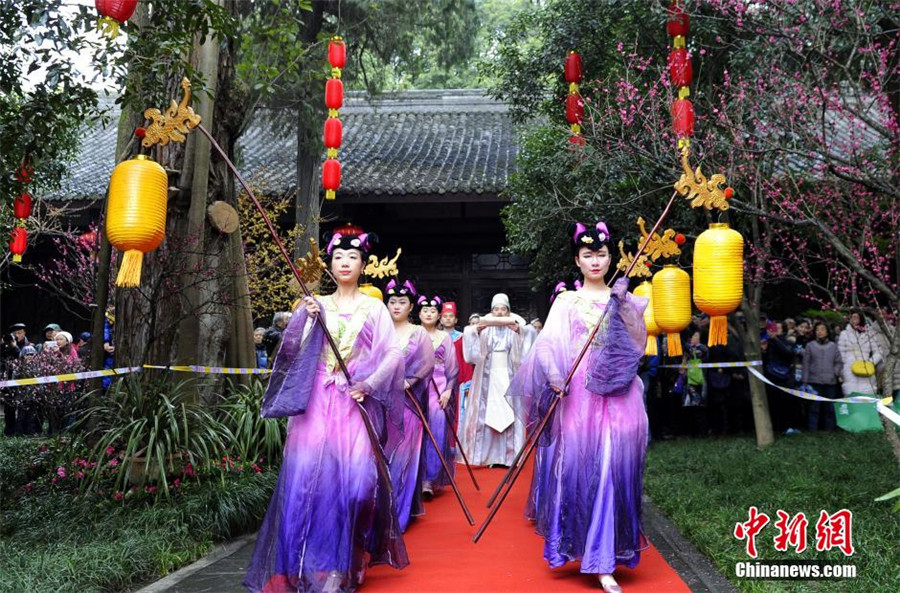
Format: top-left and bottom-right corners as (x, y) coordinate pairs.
(51, 89), (516, 201)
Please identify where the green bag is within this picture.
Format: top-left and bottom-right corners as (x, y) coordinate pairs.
(686, 355), (704, 386)
(835, 398), (888, 433)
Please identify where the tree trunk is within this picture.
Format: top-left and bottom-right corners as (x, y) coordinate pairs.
(295, 136), (321, 257)
(174, 10), (220, 378)
(294, 1), (326, 256)
(738, 296), (775, 448)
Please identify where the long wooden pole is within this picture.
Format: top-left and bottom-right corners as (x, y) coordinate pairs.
(474, 190), (680, 543)
(195, 123), (396, 505)
(404, 388), (475, 525)
(431, 377), (480, 491)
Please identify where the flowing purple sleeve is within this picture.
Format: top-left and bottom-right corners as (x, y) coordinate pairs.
(350, 302), (406, 435)
(260, 305), (325, 418)
(506, 296), (573, 435)
(406, 328), (435, 390)
(405, 327), (435, 411)
(585, 292), (647, 397)
(348, 301), (409, 569)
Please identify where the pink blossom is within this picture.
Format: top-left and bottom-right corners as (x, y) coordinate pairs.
(56, 466), (66, 478)
(106, 446), (116, 456)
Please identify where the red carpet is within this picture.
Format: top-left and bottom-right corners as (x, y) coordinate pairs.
(365, 463), (691, 592)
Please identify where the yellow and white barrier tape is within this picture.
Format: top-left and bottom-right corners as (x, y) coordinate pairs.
(745, 366), (883, 404)
(0, 367), (142, 389)
(142, 364), (272, 375)
(660, 360), (764, 369)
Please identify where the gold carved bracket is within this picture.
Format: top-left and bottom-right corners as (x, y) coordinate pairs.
(364, 248), (402, 279)
(674, 147), (729, 211)
(142, 78), (202, 148)
(636, 217), (681, 261)
(616, 240), (652, 278)
(296, 238), (328, 287)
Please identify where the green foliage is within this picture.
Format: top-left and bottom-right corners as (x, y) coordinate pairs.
(0, 454), (276, 593)
(217, 378), (286, 467)
(78, 377), (231, 496)
(0, 1), (102, 232)
(483, 0), (662, 123)
(0, 437), (42, 500)
(645, 432), (900, 592)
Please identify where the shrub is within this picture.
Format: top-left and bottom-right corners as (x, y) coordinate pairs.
(217, 378), (286, 466)
(78, 376), (232, 496)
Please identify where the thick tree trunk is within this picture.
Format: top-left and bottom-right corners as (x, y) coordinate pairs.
(295, 137), (321, 257)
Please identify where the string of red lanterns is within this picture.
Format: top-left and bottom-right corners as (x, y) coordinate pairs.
(564, 50), (586, 146)
(322, 36), (346, 201)
(9, 161), (33, 262)
(667, 1), (694, 147)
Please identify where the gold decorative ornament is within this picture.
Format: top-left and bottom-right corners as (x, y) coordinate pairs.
(616, 241), (652, 278)
(295, 238), (328, 287)
(636, 217), (681, 261)
(674, 147), (729, 211)
(581, 236), (594, 244)
(364, 248), (402, 279)
(142, 78), (202, 148)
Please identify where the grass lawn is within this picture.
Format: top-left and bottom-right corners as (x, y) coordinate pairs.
(0, 436), (277, 593)
(644, 430), (900, 593)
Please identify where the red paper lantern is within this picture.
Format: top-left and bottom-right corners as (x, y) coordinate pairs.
(324, 118), (343, 150)
(568, 134), (587, 147)
(564, 51), (583, 84)
(667, 2), (690, 37)
(325, 79), (343, 112)
(9, 227), (26, 263)
(322, 159), (341, 200)
(672, 99), (695, 137)
(13, 193), (32, 220)
(328, 38), (346, 70)
(95, 0), (137, 22)
(668, 48), (693, 88)
(566, 93), (585, 125)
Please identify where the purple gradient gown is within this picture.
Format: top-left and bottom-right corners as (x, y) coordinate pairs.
(245, 295), (408, 593)
(387, 325), (434, 531)
(423, 331), (459, 490)
(508, 288), (650, 575)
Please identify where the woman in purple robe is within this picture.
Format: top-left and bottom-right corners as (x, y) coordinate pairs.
(245, 231), (408, 593)
(383, 278), (434, 531)
(508, 222), (649, 593)
(417, 294), (460, 496)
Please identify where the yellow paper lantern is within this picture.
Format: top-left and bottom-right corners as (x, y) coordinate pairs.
(359, 283), (383, 301)
(106, 155), (167, 287)
(632, 280), (661, 355)
(652, 265), (691, 357)
(693, 223), (743, 347)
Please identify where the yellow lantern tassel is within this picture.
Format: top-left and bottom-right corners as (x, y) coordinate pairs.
(667, 333), (683, 357)
(116, 250), (144, 288)
(326, 189), (336, 200)
(708, 315), (729, 346)
(12, 254), (22, 263)
(645, 336), (658, 356)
